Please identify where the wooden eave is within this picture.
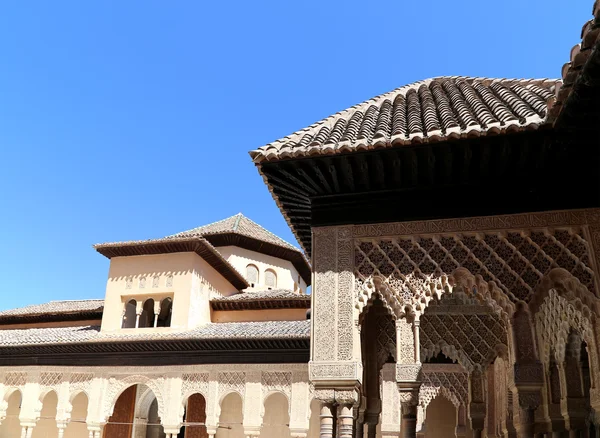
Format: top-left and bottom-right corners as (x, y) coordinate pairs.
(210, 297), (311, 311)
(203, 233), (311, 286)
(257, 128), (600, 255)
(0, 337), (310, 366)
(95, 237), (249, 290)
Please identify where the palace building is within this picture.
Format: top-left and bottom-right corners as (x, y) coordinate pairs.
(1, 2), (600, 438)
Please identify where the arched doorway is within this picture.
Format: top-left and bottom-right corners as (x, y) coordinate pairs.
(216, 392), (244, 438)
(179, 393), (207, 438)
(261, 392), (291, 438)
(32, 390), (58, 438)
(104, 384), (165, 438)
(424, 395), (456, 438)
(65, 392), (89, 438)
(0, 390), (22, 437)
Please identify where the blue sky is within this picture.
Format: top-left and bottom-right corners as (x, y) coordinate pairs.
(0, 1), (590, 310)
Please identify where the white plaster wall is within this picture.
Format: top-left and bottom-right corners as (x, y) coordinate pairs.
(64, 392), (88, 438)
(0, 390), (22, 438)
(101, 252), (238, 332)
(216, 246), (306, 293)
(216, 393), (244, 438)
(32, 391), (58, 438)
(261, 393), (291, 438)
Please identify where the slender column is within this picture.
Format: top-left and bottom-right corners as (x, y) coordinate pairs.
(58, 425), (66, 438)
(401, 403), (417, 438)
(153, 301), (161, 327)
(25, 427), (33, 438)
(366, 422), (377, 438)
(135, 302), (143, 328)
(20, 427), (27, 438)
(413, 319), (421, 363)
(320, 402), (335, 438)
(337, 404), (353, 438)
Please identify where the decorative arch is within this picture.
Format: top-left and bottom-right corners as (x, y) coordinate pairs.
(532, 270), (598, 363)
(135, 385), (159, 420)
(356, 268), (515, 320)
(533, 271), (600, 398)
(103, 375), (165, 422)
(421, 342), (472, 372)
(69, 389), (89, 404)
(261, 390), (291, 419)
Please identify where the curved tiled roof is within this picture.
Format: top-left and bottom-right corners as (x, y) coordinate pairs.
(551, 1), (600, 120)
(0, 300), (104, 321)
(250, 76), (558, 163)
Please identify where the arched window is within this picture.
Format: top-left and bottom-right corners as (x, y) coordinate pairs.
(246, 264), (259, 286)
(265, 269), (277, 289)
(122, 299), (137, 329)
(157, 297), (172, 327)
(139, 298), (155, 328)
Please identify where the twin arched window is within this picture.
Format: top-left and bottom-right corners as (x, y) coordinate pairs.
(245, 264), (277, 288)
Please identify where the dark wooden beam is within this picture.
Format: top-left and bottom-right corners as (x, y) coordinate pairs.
(278, 167), (319, 196)
(339, 156), (355, 192)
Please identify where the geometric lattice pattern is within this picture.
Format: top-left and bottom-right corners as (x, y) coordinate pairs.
(261, 372), (291, 396)
(182, 373), (209, 396)
(420, 368), (469, 409)
(355, 227), (596, 302)
(218, 372), (245, 395)
(376, 315), (397, 367)
(420, 313), (508, 368)
(40, 372), (63, 387)
(4, 372), (26, 387)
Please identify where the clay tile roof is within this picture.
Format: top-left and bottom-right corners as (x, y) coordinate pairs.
(0, 320), (310, 347)
(211, 289), (311, 310)
(551, 1), (600, 122)
(249, 76), (559, 163)
(0, 299), (104, 323)
(173, 214), (311, 285)
(173, 213), (300, 252)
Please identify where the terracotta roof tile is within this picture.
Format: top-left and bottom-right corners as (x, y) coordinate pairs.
(249, 77), (558, 163)
(551, 1), (600, 120)
(173, 213), (300, 252)
(0, 320), (310, 348)
(0, 300), (104, 319)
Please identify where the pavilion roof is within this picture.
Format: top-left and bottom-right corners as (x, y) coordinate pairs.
(175, 213), (311, 284)
(95, 213), (311, 286)
(250, 76), (558, 164)
(94, 236), (249, 290)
